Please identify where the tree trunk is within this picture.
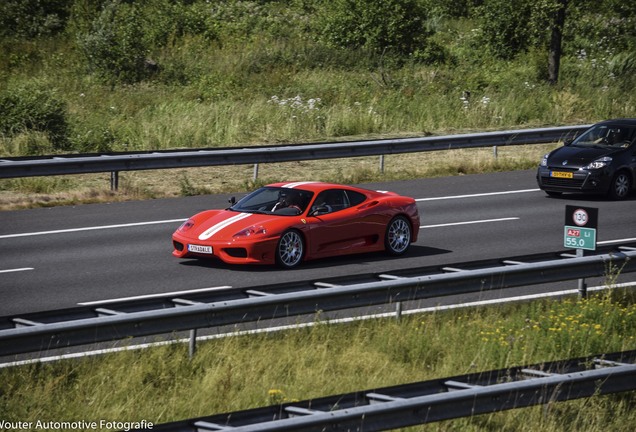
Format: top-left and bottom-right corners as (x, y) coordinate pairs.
(548, 0), (568, 84)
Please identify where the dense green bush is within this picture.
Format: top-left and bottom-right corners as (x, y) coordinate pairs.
(475, 0), (538, 59)
(476, 0), (636, 61)
(208, 0), (305, 41)
(76, 0), (150, 84)
(0, 0), (70, 38)
(421, 0), (481, 18)
(316, 0), (434, 62)
(0, 83), (70, 154)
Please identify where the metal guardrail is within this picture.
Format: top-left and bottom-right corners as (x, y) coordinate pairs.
(1, 247), (634, 357)
(145, 350), (636, 431)
(2, 242), (634, 332)
(0, 125), (589, 185)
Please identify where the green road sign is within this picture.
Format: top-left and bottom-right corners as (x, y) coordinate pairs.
(564, 226), (596, 250)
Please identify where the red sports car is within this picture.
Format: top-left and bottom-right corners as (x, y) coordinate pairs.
(172, 181), (420, 268)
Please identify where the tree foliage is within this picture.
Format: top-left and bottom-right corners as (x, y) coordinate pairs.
(476, 0), (548, 60)
(316, 0), (434, 61)
(76, 0), (150, 85)
(0, 0), (70, 38)
(420, 0), (482, 19)
(4, 0), (632, 85)
(477, 0), (636, 61)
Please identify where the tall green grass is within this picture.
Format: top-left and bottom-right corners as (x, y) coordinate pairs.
(2, 291), (635, 431)
(1, 23), (635, 157)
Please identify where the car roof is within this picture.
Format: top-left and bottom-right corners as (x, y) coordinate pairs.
(595, 118), (636, 126)
(265, 181), (370, 194)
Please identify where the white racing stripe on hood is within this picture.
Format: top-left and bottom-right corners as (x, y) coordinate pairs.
(198, 212), (252, 240)
(283, 181), (318, 189)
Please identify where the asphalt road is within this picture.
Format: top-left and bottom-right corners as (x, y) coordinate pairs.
(1, 169), (635, 317)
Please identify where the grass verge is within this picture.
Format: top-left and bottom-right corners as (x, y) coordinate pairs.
(1, 290), (635, 431)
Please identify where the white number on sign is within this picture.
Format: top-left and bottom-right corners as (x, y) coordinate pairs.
(565, 237), (585, 247)
(573, 209), (588, 226)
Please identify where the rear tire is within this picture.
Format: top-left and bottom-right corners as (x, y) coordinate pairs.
(385, 216), (412, 256)
(608, 171), (632, 200)
(276, 230), (304, 269)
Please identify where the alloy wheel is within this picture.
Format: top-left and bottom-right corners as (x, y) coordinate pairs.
(386, 216), (411, 255)
(277, 230), (304, 268)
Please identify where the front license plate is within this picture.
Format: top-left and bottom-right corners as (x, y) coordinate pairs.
(550, 171), (573, 179)
(188, 244), (213, 254)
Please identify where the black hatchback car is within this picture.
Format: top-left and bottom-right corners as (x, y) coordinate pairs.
(536, 118), (636, 200)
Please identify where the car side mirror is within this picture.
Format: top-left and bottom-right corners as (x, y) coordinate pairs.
(228, 196), (236, 205)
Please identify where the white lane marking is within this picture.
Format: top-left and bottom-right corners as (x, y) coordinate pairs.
(198, 212), (252, 240)
(78, 286), (233, 306)
(416, 189), (540, 202)
(0, 219), (187, 239)
(5, 280), (635, 369)
(421, 217), (520, 229)
(0, 267), (34, 274)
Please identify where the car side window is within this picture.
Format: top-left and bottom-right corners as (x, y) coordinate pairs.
(312, 189), (369, 215)
(625, 127), (636, 147)
(312, 189), (347, 214)
(603, 126), (636, 148)
(345, 190), (367, 206)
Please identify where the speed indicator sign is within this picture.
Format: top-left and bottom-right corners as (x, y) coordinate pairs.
(565, 205), (598, 229)
(564, 205), (598, 251)
(572, 208), (589, 226)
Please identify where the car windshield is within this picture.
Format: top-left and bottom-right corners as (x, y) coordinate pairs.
(573, 124), (636, 149)
(229, 187), (314, 216)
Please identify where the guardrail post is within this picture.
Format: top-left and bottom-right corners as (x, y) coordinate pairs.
(253, 163), (259, 181)
(577, 249), (587, 298)
(379, 155), (385, 173)
(493, 145), (498, 160)
(395, 301), (402, 320)
(189, 329), (197, 358)
(110, 171), (119, 191)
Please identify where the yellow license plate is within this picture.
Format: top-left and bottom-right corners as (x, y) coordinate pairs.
(550, 171), (573, 179)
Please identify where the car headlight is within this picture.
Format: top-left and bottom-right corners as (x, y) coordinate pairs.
(540, 154), (549, 167)
(234, 226), (267, 238)
(178, 218), (195, 232)
(583, 156), (612, 170)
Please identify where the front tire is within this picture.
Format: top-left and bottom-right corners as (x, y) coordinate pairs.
(276, 230), (304, 269)
(385, 216), (412, 256)
(608, 171), (632, 200)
